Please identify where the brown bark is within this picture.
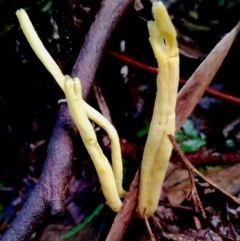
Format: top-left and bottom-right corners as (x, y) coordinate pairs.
(72, 0), (134, 99)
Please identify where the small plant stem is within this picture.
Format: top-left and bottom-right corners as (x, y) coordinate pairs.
(168, 134), (240, 206)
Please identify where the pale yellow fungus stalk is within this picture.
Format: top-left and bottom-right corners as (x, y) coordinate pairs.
(64, 76), (122, 211)
(137, 2), (179, 218)
(16, 9), (65, 90)
(84, 102), (126, 198)
(16, 9), (126, 203)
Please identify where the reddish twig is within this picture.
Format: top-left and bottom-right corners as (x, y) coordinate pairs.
(106, 50), (158, 74)
(168, 134), (240, 206)
(0, 1), (133, 241)
(171, 151), (240, 166)
(186, 164), (206, 230)
(188, 164), (206, 218)
(106, 50), (240, 106)
(144, 212), (156, 241)
(167, 138), (207, 228)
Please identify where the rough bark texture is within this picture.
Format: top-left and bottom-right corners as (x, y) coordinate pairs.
(0, 104), (76, 241)
(0, 0), (133, 240)
(72, 0), (134, 99)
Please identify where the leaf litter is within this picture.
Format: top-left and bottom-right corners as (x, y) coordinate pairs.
(2, 1), (240, 240)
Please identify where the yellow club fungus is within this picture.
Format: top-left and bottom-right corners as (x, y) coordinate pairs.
(137, 2), (179, 218)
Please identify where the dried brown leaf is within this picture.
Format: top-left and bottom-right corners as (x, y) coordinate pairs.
(178, 42), (207, 60)
(165, 162), (240, 206)
(176, 22), (240, 131)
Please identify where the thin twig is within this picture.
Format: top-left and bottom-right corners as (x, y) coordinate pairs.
(186, 162), (207, 220)
(168, 134), (240, 206)
(144, 212), (156, 241)
(106, 50), (240, 106)
(193, 216), (202, 230)
(93, 83), (112, 123)
(186, 166), (206, 229)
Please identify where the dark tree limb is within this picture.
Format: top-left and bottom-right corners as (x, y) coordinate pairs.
(0, 0), (133, 240)
(52, 0), (95, 74)
(0, 104), (76, 241)
(72, 0), (133, 99)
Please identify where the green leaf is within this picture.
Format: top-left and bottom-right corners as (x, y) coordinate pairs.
(218, 0), (225, 7)
(176, 119), (206, 152)
(61, 203), (104, 240)
(179, 3), (185, 12)
(22, 58), (30, 64)
(0, 24), (15, 36)
(40, 1), (52, 12)
(199, 132), (206, 140)
(180, 139), (206, 152)
(225, 139), (236, 148)
(136, 122), (150, 137)
(182, 19), (211, 32)
(188, 10), (198, 20)
(181, 119), (198, 139)
(197, 166), (206, 173)
(175, 131), (187, 143)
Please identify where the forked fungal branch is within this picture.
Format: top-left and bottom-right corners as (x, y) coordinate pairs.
(64, 76), (122, 211)
(16, 9), (126, 211)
